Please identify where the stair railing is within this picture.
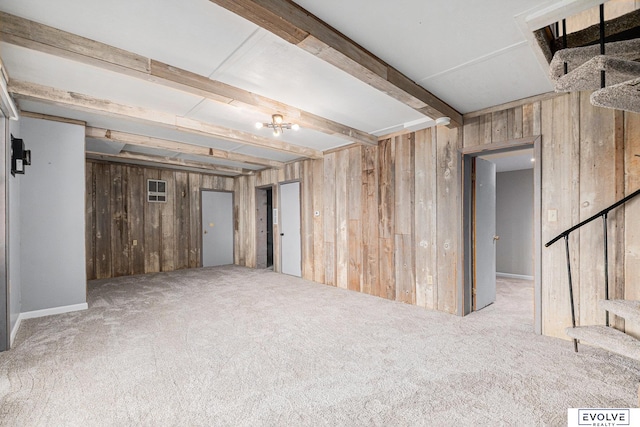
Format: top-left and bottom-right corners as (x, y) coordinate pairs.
(545, 187), (640, 352)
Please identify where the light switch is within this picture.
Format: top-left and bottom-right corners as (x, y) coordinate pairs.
(548, 209), (558, 222)
(133, 240), (138, 246)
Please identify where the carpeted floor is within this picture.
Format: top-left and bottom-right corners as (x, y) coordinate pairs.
(1, 266), (638, 426)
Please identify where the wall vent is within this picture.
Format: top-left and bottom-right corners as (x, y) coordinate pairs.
(147, 179), (167, 202)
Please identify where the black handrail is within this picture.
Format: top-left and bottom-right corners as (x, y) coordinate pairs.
(545, 187), (640, 352)
(545, 187), (640, 247)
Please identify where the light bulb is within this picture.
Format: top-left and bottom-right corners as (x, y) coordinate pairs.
(291, 124), (300, 131)
(273, 114), (283, 124)
(273, 129), (281, 137)
(255, 122), (263, 129)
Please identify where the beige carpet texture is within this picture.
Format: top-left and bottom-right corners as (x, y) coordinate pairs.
(1, 266), (639, 426)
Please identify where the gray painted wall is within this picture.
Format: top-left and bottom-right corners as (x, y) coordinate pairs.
(8, 118), (21, 334)
(496, 169), (533, 277)
(19, 117), (86, 312)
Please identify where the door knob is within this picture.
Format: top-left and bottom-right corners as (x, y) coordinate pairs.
(204, 230), (208, 234)
(280, 233), (284, 236)
(493, 235), (500, 241)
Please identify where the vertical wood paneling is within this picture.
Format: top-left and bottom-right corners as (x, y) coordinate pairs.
(348, 147), (362, 292)
(143, 168), (161, 273)
(312, 159), (325, 284)
(127, 166), (145, 275)
(335, 150), (349, 289)
(361, 145), (379, 296)
(95, 163), (111, 279)
(625, 112), (640, 338)
(175, 171), (190, 270)
(323, 152), (336, 286)
(86, 161), (232, 279)
(301, 160), (314, 280)
(491, 110), (508, 142)
(189, 173), (202, 268)
(578, 92), (617, 327)
(85, 162), (96, 280)
(436, 126), (460, 313)
(378, 138), (395, 299)
(415, 128), (437, 309)
(394, 134), (415, 303)
(160, 169), (175, 272)
(111, 164), (129, 277)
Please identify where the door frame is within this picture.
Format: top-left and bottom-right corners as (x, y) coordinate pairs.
(255, 184), (275, 269)
(199, 189), (235, 267)
(460, 135), (542, 334)
(278, 179), (302, 277)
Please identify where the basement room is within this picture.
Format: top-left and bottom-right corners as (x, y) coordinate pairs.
(1, 0), (640, 425)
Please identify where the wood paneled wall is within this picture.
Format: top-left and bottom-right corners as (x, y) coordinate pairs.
(85, 161), (233, 279)
(234, 128), (462, 314)
(464, 92), (639, 339)
(86, 90), (640, 342)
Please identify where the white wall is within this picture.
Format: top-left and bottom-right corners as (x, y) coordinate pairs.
(8, 118), (21, 337)
(496, 169), (534, 277)
(19, 117), (86, 313)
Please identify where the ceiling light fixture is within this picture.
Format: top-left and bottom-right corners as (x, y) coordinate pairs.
(435, 117), (451, 126)
(256, 114), (300, 137)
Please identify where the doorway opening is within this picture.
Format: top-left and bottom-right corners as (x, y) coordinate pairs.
(461, 136), (542, 333)
(256, 186), (274, 269)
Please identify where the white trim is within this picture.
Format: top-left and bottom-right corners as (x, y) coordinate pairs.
(497, 272), (534, 281)
(20, 303), (88, 320)
(10, 315), (22, 347)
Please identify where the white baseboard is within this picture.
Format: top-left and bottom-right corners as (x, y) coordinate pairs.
(10, 315), (22, 347)
(9, 303), (88, 348)
(20, 303), (88, 320)
(497, 272), (534, 281)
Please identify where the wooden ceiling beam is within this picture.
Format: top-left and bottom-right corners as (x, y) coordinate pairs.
(209, 0), (463, 127)
(0, 11), (376, 145)
(9, 80), (322, 159)
(86, 150), (250, 176)
(86, 127), (283, 169)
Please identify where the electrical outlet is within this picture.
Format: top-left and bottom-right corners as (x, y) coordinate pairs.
(427, 275), (433, 285)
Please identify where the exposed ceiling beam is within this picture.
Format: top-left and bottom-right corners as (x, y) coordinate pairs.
(209, 0), (463, 127)
(9, 80), (323, 159)
(0, 11), (377, 146)
(86, 127), (283, 169)
(86, 150), (250, 176)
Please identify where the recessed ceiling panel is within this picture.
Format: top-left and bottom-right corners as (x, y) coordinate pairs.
(187, 99), (353, 151)
(176, 154), (262, 171)
(85, 138), (124, 155)
(420, 45), (553, 113)
(215, 31), (425, 134)
(2, 43), (204, 116)
(16, 100), (249, 153)
(230, 145), (301, 163)
(0, 0), (258, 76)
(293, 0), (547, 83)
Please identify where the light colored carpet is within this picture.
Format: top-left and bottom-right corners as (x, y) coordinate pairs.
(1, 266), (639, 426)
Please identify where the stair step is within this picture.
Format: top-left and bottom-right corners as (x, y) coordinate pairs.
(591, 77), (640, 114)
(550, 38), (640, 81)
(566, 325), (640, 361)
(599, 299), (640, 324)
(554, 55), (640, 92)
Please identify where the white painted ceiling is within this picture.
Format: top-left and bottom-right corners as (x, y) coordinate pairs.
(0, 0), (600, 173)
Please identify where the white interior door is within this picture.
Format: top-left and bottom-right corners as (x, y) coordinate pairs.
(202, 191), (233, 267)
(279, 182), (301, 277)
(474, 157), (497, 310)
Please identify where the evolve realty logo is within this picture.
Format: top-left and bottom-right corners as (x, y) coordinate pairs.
(577, 409), (630, 426)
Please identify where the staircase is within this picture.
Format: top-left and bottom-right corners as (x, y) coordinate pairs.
(566, 299), (640, 361)
(548, 21), (640, 113)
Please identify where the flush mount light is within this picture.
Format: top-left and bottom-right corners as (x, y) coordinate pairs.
(435, 117), (451, 126)
(255, 114), (300, 137)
